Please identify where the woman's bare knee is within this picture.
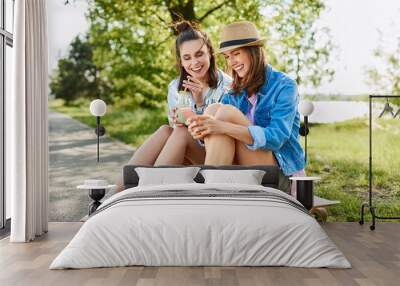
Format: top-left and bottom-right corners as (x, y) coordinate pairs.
(204, 103), (222, 116)
(154, 126), (196, 165)
(204, 133), (233, 147)
(214, 104), (248, 125)
(171, 126), (190, 137)
(126, 124), (173, 166)
(171, 126), (195, 144)
(157, 124), (173, 136)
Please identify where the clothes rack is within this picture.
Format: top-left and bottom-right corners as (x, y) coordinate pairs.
(359, 95), (400, 230)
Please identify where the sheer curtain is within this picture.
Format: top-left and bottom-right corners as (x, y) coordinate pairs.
(7, 0), (49, 242)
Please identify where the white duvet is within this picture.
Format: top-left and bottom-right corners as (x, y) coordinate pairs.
(50, 183), (351, 269)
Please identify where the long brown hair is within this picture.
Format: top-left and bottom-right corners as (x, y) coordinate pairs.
(173, 21), (218, 91)
(231, 46), (266, 95)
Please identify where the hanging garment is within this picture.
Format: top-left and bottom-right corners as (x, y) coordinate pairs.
(378, 98), (395, 118)
(393, 107), (400, 118)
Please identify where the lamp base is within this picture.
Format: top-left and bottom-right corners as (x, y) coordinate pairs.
(299, 124), (309, 136)
(88, 188), (106, 215)
(95, 125), (106, 136)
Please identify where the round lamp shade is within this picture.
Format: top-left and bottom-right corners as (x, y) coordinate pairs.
(298, 100), (314, 116)
(90, 99), (107, 117)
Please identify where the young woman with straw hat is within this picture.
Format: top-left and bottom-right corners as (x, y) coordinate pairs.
(187, 21), (305, 193)
(115, 21), (231, 192)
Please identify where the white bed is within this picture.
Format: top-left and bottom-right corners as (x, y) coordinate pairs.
(50, 183), (351, 269)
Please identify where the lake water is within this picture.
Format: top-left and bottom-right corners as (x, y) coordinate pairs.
(307, 101), (392, 123)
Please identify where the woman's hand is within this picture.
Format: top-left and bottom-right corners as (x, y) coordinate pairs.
(182, 76), (207, 106)
(171, 107), (185, 127)
(187, 115), (225, 140)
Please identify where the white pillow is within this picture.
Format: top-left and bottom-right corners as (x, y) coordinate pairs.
(200, 169), (266, 185)
(135, 167), (200, 186)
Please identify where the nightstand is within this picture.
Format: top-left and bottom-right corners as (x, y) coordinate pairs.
(289, 176), (321, 210)
(77, 180), (116, 215)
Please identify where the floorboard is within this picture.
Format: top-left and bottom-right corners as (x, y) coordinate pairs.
(0, 222), (399, 286)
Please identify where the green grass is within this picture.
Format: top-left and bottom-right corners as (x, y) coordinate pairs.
(306, 119), (400, 221)
(49, 99), (400, 222)
(49, 99), (169, 147)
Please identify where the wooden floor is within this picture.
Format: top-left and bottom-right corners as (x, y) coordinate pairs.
(0, 222), (399, 286)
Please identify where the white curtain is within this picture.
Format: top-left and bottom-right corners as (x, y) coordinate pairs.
(7, 0), (49, 242)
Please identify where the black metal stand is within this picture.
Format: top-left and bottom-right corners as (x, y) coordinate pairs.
(304, 115), (309, 163)
(299, 115), (310, 163)
(97, 117), (100, 162)
(94, 117), (106, 163)
(359, 95), (400, 230)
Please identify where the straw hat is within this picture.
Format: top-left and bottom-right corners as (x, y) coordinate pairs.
(218, 21), (265, 53)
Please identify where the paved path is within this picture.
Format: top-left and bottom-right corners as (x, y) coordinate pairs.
(49, 111), (134, 222)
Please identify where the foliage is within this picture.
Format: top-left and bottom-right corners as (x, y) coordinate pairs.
(267, 0), (335, 87)
(365, 30), (400, 104)
(365, 25), (400, 105)
(49, 35), (111, 105)
(83, 0), (333, 109)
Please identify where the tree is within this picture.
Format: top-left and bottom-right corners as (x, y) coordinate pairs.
(365, 33), (400, 96)
(49, 34), (111, 105)
(62, 0), (333, 109)
(87, 0), (271, 109)
(267, 0), (334, 87)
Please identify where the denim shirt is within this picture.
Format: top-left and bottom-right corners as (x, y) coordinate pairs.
(221, 65), (305, 176)
(167, 70), (232, 125)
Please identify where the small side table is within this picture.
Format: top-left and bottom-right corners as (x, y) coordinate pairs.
(77, 180), (116, 215)
(289, 176), (321, 210)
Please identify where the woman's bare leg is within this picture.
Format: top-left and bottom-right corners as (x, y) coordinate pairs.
(204, 103), (222, 116)
(204, 104), (277, 166)
(204, 134), (235, 165)
(201, 104), (235, 165)
(128, 125), (173, 165)
(115, 125), (173, 192)
(155, 104), (221, 165)
(155, 126), (206, 165)
(234, 141), (277, 165)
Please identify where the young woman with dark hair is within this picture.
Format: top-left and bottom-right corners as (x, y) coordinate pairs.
(187, 21), (305, 193)
(116, 21), (231, 192)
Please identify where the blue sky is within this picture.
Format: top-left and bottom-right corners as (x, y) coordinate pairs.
(48, 0), (400, 96)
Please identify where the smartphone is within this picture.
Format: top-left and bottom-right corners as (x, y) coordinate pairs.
(176, 107), (196, 125)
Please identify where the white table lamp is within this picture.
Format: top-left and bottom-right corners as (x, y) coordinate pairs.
(298, 100), (314, 164)
(89, 99), (107, 162)
(299, 100), (314, 117)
